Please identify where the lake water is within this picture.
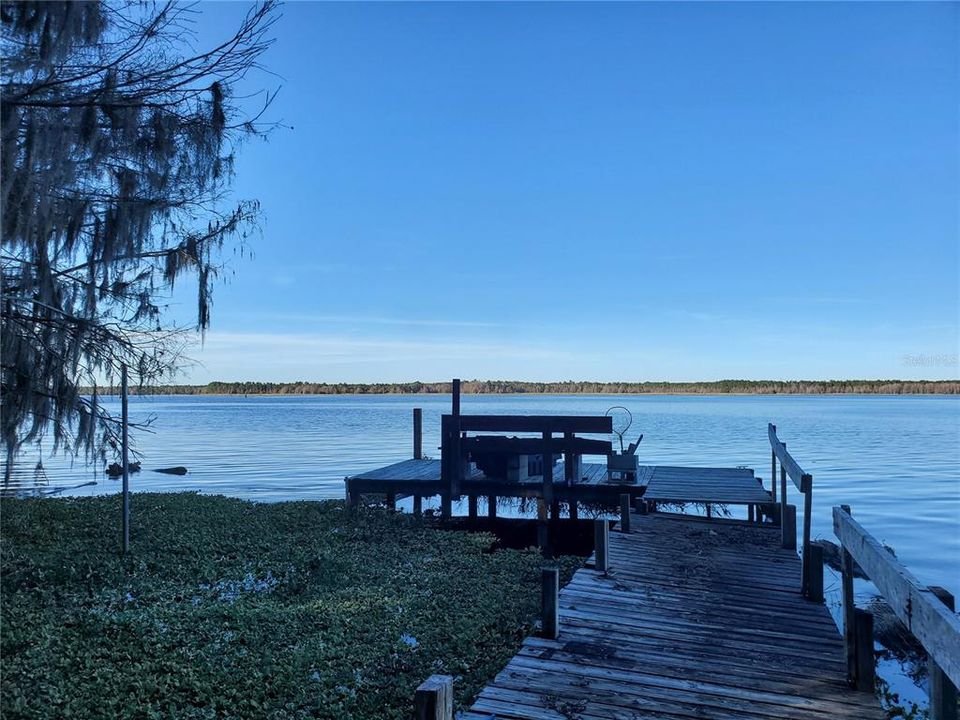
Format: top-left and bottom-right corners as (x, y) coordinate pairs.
(5, 393), (959, 708)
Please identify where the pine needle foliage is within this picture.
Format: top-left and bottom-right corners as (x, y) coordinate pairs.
(1, 2), (279, 469)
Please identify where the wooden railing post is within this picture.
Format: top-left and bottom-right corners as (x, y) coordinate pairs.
(620, 493), (631, 533)
(801, 474), (813, 597)
(487, 495), (497, 521)
(769, 423), (777, 504)
(414, 674), (453, 720)
(541, 567), (559, 639)
(854, 608), (875, 692)
(840, 505), (857, 686)
(593, 520), (609, 572)
(782, 504), (797, 550)
(413, 495), (422, 518)
(779, 449), (787, 528)
(413, 408), (423, 459)
(928, 586), (958, 720)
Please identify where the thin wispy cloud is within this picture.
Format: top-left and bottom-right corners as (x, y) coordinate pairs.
(227, 312), (502, 329)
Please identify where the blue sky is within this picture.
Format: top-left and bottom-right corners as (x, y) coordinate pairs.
(175, 2), (958, 383)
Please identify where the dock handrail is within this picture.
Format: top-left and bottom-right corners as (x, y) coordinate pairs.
(833, 505), (960, 706)
(768, 423), (818, 600)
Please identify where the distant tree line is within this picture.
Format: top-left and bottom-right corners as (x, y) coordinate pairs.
(105, 379), (960, 396)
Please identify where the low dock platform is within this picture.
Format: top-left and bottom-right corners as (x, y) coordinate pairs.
(462, 511), (884, 720)
(346, 459), (771, 508)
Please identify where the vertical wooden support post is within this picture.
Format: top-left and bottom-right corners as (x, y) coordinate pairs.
(705, 503), (712, 519)
(413, 495), (422, 518)
(928, 587), (958, 720)
(806, 542), (824, 602)
(386, 490), (396, 511)
(619, 494), (631, 533)
(770, 437), (777, 504)
(541, 567), (559, 639)
(593, 520), (609, 572)
(413, 408), (423, 460)
(782, 504), (797, 550)
(854, 608), (875, 692)
(779, 454), (787, 529)
(121, 364), (130, 554)
(537, 499), (548, 551)
(451, 381), (462, 496)
(487, 495), (497, 520)
(550, 498), (561, 523)
(344, 478), (359, 515)
(541, 431), (553, 504)
(568, 501), (578, 521)
(840, 505), (857, 686)
(414, 674), (453, 720)
(468, 494), (477, 521)
(747, 504), (755, 523)
(801, 475), (813, 597)
(441, 493), (451, 520)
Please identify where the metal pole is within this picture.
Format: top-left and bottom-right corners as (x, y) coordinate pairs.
(121, 365), (130, 553)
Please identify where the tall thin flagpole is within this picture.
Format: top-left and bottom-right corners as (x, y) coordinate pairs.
(121, 365), (130, 553)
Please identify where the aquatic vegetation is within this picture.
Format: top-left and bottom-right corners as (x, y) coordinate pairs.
(1, 493), (582, 719)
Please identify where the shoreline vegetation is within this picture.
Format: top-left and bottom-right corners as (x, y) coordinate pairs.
(1, 494), (583, 719)
(104, 379), (958, 396)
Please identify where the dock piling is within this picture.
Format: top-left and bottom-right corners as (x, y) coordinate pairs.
(413, 408), (423, 460)
(541, 567), (559, 639)
(854, 608), (875, 692)
(468, 495), (477, 521)
(413, 495), (422, 518)
(487, 495), (497, 520)
(414, 674), (453, 720)
(782, 504), (797, 550)
(593, 520), (609, 572)
(840, 505), (857, 685)
(806, 541), (824, 602)
(619, 494), (631, 533)
(537, 499), (548, 551)
(928, 586), (958, 720)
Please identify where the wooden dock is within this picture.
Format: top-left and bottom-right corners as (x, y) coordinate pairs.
(346, 459), (771, 507)
(461, 511), (885, 720)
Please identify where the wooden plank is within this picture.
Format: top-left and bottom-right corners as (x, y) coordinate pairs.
(456, 414), (613, 433)
(833, 506), (960, 687)
(463, 435), (612, 456)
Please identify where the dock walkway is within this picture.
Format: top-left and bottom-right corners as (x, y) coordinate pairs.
(462, 512), (884, 720)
